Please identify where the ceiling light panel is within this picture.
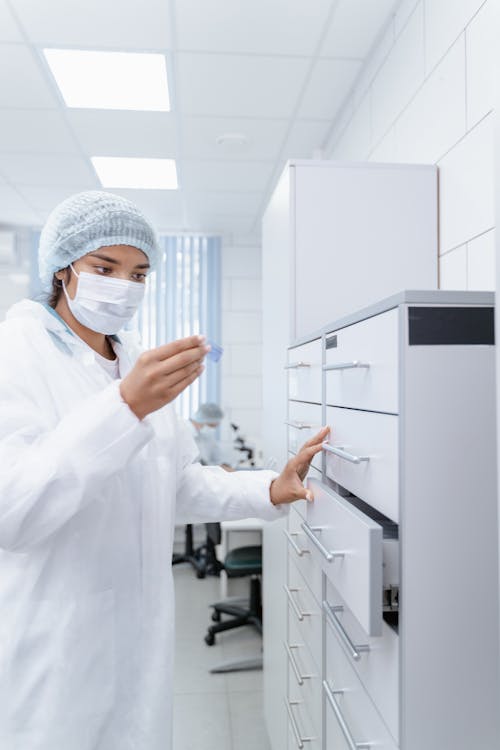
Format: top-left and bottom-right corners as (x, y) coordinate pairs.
(91, 157), (178, 190)
(43, 49), (170, 111)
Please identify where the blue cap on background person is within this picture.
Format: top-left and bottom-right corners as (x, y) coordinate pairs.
(192, 403), (224, 426)
(38, 190), (159, 291)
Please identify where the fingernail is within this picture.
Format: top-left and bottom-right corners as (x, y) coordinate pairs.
(306, 491), (313, 502)
(197, 335), (206, 343)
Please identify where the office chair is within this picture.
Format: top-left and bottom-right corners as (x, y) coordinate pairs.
(204, 522), (263, 672)
(172, 523), (223, 578)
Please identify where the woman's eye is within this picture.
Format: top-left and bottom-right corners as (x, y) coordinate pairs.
(132, 273), (147, 282)
(95, 266), (112, 274)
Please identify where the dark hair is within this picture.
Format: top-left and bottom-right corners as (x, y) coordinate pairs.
(47, 268), (69, 309)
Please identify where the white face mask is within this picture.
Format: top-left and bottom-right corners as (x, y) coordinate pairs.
(62, 265), (145, 335)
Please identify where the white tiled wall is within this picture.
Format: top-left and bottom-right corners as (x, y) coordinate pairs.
(327, 0), (496, 291)
(220, 244), (264, 454)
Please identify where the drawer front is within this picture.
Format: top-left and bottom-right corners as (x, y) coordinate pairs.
(287, 708), (321, 750)
(287, 401), (323, 471)
(324, 406), (399, 523)
(287, 555), (322, 672)
(287, 338), (322, 404)
(325, 579), (399, 742)
(304, 479), (383, 636)
(290, 462), (322, 521)
(325, 626), (398, 750)
(325, 308), (399, 414)
(287, 615), (322, 736)
(286, 507), (323, 606)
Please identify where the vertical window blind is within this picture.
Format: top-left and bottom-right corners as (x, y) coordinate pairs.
(139, 235), (221, 420)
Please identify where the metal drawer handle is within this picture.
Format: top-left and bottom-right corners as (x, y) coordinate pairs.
(283, 529), (310, 557)
(322, 442), (370, 464)
(323, 361), (370, 371)
(284, 585), (312, 621)
(301, 521), (345, 563)
(323, 681), (371, 749)
(284, 361), (311, 370)
(285, 420), (312, 430)
(323, 601), (370, 661)
(284, 642), (314, 685)
(285, 699), (315, 748)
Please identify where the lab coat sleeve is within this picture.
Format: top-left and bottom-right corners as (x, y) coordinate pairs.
(175, 415), (286, 524)
(0, 379), (154, 552)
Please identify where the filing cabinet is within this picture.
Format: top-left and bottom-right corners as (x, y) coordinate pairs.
(279, 291), (499, 750)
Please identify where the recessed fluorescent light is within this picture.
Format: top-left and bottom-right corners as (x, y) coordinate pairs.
(91, 157), (178, 190)
(43, 49), (170, 111)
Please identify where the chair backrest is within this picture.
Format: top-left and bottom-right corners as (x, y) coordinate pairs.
(205, 522), (221, 546)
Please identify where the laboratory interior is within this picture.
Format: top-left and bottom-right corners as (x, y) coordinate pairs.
(0, 1), (499, 749)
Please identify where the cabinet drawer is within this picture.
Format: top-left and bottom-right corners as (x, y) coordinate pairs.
(287, 614), (322, 736)
(324, 579), (399, 742)
(286, 506), (323, 606)
(290, 462), (322, 521)
(304, 479), (383, 636)
(287, 338), (322, 404)
(324, 406), (399, 523)
(287, 555), (322, 672)
(325, 626), (398, 750)
(287, 401), (322, 471)
(287, 706), (320, 750)
(325, 308), (399, 414)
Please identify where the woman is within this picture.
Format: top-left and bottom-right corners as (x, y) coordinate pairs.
(0, 191), (328, 750)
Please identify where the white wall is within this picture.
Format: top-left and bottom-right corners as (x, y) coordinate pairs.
(327, 0), (496, 291)
(220, 243), (264, 456)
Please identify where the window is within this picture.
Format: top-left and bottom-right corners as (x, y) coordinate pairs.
(139, 235), (221, 420)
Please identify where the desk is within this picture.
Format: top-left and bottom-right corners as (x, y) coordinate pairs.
(217, 518), (264, 597)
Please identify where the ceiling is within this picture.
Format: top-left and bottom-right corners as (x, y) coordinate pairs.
(0, 0), (399, 244)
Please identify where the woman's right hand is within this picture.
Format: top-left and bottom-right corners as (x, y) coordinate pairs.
(120, 335), (209, 420)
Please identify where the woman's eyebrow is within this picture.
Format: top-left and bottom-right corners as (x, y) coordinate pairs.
(87, 252), (150, 270)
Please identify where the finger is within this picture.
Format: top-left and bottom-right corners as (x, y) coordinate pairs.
(164, 360), (204, 390)
(168, 365), (204, 399)
(155, 345), (208, 376)
(292, 482), (314, 503)
(301, 426), (330, 449)
(149, 335), (206, 363)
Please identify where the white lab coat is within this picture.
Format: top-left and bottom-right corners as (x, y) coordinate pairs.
(0, 299), (282, 750)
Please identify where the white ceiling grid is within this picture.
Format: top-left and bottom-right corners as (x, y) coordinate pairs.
(0, 0), (398, 242)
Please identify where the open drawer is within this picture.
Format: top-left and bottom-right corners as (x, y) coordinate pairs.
(304, 479), (383, 636)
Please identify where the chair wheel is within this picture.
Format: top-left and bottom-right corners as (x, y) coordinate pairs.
(205, 632), (215, 646)
(196, 570), (206, 579)
(211, 611), (221, 622)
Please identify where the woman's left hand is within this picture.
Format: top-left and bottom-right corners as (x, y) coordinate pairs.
(269, 426), (330, 505)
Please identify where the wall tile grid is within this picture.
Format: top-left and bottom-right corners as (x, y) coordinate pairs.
(328, 0), (496, 291)
(220, 244), (264, 455)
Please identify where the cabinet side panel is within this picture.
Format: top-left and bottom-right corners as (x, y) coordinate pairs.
(400, 314), (499, 749)
(262, 167), (294, 750)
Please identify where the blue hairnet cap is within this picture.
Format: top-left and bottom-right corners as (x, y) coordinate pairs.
(193, 403), (224, 424)
(38, 190), (159, 291)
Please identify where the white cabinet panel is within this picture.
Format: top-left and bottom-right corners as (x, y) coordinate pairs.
(287, 555), (322, 672)
(325, 630), (398, 750)
(324, 406), (399, 522)
(305, 480), (383, 636)
(287, 401), (323, 470)
(325, 307), (399, 414)
(287, 507), (323, 606)
(287, 338), (322, 403)
(287, 615), (322, 737)
(324, 579), (399, 742)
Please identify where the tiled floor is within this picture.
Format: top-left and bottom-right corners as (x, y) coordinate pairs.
(173, 564), (272, 750)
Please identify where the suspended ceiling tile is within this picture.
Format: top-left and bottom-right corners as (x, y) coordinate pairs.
(181, 116), (289, 161)
(320, 0), (397, 59)
(297, 58), (362, 119)
(0, 109), (77, 153)
(176, 0), (333, 56)
(182, 160), (274, 192)
(12, 0), (171, 50)
(282, 120), (331, 159)
(0, 44), (59, 108)
(177, 52), (310, 118)
(109, 188), (183, 228)
(0, 153), (99, 187)
(15, 185), (95, 213)
(67, 110), (177, 158)
(0, 1), (23, 42)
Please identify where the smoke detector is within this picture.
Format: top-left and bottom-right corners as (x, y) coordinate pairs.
(215, 133), (249, 151)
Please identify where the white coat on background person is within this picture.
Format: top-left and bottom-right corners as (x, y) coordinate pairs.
(0, 191), (329, 750)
